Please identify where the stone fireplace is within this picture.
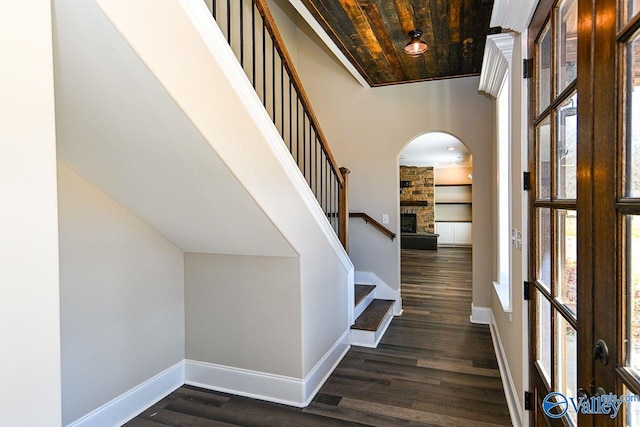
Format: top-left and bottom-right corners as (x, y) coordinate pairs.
(401, 213), (417, 233)
(399, 166), (435, 234)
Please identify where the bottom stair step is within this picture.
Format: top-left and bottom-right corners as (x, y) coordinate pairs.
(351, 299), (394, 331)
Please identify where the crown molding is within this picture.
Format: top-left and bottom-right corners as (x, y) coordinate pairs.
(479, 33), (514, 97)
(490, 0), (538, 33)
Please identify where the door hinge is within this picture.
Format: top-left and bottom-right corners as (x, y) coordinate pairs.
(523, 171), (531, 191)
(523, 58), (533, 79)
(524, 391), (533, 410)
(524, 281), (533, 300)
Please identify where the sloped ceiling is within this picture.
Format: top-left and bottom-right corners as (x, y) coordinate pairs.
(52, 0), (297, 257)
(299, 0), (499, 86)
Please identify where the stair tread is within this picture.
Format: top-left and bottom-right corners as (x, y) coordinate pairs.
(351, 299), (394, 331)
(354, 284), (376, 307)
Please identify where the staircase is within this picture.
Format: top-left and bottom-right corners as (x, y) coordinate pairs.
(209, 0), (395, 347)
(351, 284), (394, 347)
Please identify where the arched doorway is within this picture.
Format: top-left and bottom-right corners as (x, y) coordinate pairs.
(399, 132), (473, 248)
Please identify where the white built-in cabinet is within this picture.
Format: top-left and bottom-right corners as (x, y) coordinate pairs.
(436, 222), (472, 245)
(434, 184), (472, 246)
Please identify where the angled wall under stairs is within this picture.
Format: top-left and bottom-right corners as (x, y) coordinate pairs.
(53, 0), (353, 423)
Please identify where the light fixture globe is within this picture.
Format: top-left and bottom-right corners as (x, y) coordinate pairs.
(404, 30), (428, 56)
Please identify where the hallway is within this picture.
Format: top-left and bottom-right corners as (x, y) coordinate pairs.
(128, 248), (510, 426)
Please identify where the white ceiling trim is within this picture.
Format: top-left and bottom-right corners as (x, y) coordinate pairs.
(287, 0), (370, 88)
(490, 0), (538, 33)
(478, 33), (514, 98)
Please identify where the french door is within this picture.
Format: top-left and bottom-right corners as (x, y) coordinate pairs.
(528, 0), (640, 425)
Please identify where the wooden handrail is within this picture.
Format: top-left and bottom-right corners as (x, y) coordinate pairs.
(212, 0), (349, 249)
(350, 213), (396, 241)
(253, 0), (343, 187)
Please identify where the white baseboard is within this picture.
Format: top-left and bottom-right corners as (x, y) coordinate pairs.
(185, 329), (350, 407)
(66, 360), (184, 427)
(354, 271), (402, 316)
(490, 311), (524, 427)
(470, 303), (491, 324)
(302, 329), (350, 404)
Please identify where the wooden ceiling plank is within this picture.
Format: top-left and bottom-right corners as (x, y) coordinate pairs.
(409, 0), (442, 76)
(301, 0), (377, 85)
(296, 0), (495, 84)
(338, 0), (395, 81)
(378, 0), (426, 80)
(392, 0), (432, 79)
(467, 0), (495, 74)
(449, 0), (462, 44)
(459, 0), (477, 74)
(360, 2), (408, 80)
(393, 0), (416, 35)
(424, 0), (452, 76)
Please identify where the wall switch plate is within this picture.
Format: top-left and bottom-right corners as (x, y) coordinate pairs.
(382, 214), (389, 224)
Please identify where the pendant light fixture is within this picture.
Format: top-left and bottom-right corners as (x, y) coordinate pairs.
(404, 30), (428, 56)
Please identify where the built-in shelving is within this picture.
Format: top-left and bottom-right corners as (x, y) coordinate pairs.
(434, 184), (472, 223)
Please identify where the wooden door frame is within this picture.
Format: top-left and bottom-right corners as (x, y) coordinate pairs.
(527, 2), (563, 425)
(580, 0), (619, 421)
(528, 0), (619, 424)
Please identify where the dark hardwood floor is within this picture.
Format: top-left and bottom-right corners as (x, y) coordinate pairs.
(127, 247), (511, 426)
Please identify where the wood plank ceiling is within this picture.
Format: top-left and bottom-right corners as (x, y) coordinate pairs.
(300, 0), (499, 86)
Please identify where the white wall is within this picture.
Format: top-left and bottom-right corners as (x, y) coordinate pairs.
(57, 163), (185, 425)
(269, 0), (495, 307)
(435, 166), (473, 185)
(0, 1), (62, 425)
(185, 253), (301, 376)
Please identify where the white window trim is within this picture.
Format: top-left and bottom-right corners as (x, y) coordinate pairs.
(480, 33), (515, 313)
(493, 74), (512, 313)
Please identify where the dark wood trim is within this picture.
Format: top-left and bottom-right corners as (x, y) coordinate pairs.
(349, 212), (396, 240)
(253, 0), (344, 187)
(588, 0), (619, 405)
(339, 167), (350, 252)
(618, 11), (640, 41)
(434, 183), (472, 187)
(400, 200), (431, 206)
(435, 202), (472, 205)
(532, 200), (577, 209)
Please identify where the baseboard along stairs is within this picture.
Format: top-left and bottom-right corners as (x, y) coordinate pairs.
(351, 284), (394, 348)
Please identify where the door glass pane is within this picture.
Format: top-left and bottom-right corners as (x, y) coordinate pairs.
(538, 117), (552, 200)
(537, 292), (552, 382)
(557, 0), (578, 94)
(556, 92), (578, 199)
(538, 24), (552, 114)
(627, 216), (640, 371)
(626, 0), (640, 24)
(538, 208), (552, 290)
(626, 32), (640, 197)
(557, 210), (577, 317)
(556, 313), (578, 425)
(626, 390), (640, 426)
